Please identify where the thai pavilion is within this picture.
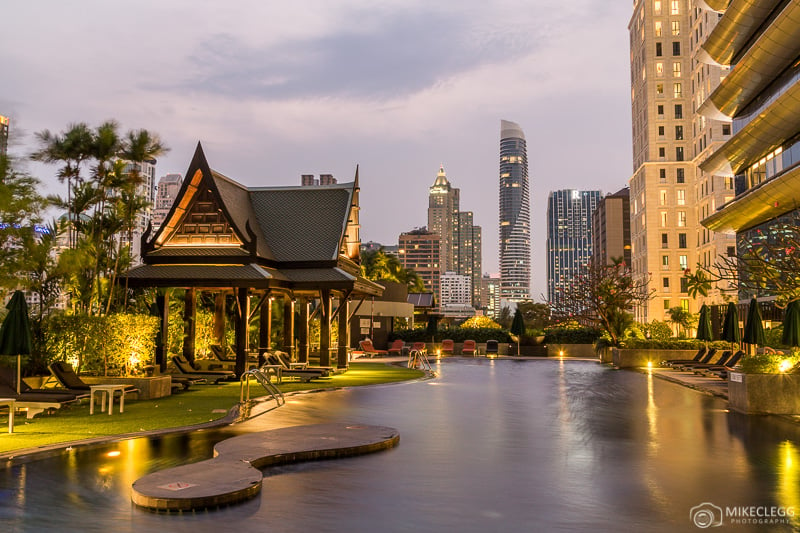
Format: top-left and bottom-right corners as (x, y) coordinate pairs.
(124, 143), (384, 376)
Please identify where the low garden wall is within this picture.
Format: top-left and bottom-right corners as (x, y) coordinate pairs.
(612, 348), (699, 368)
(546, 344), (596, 358)
(728, 373), (800, 415)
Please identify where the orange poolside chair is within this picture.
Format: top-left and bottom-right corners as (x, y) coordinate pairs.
(410, 341), (427, 354)
(388, 339), (406, 356)
(358, 339), (388, 357)
(461, 339), (477, 356)
(441, 339), (455, 354)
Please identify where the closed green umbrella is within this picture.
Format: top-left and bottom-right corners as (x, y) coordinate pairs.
(721, 302), (741, 347)
(510, 308), (525, 356)
(781, 300), (800, 348)
(696, 304), (713, 342)
(743, 297), (766, 347)
(0, 291), (33, 393)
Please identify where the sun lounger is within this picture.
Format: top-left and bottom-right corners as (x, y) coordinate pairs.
(170, 356), (236, 383)
(0, 381), (77, 419)
(358, 339), (388, 357)
(676, 351), (731, 371)
(388, 339), (406, 356)
(48, 362), (138, 396)
(703, 351), (745, 379)
(485, 340), (499, 356)
(265, 355), (327, 382)
(0, 366), (85, 401)
(664, 348), (715, 367)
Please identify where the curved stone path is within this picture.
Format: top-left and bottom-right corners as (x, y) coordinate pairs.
(131, 423), (399, 512)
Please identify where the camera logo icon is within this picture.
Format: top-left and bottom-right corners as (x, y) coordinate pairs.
(690, 502), (724, 528)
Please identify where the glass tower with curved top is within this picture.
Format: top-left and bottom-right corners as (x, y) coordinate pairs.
(499, 119), (531, 302)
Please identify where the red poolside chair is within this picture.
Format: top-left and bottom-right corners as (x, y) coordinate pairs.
(461, 339), (477, 356)
(410, 342), (427, 354)
(441, 339), (455, 354)
(388, 339), (406, 355)
(359, 339), (388, 357)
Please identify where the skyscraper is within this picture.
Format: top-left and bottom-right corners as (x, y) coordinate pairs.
(591, 187), (631, 270)
(499, 119), (531, 302)
(546, 189), (601, 307)
(152, 173), (183, 229)
(398, 229), (441, 303)
(628, 0), (695, 322)
(427, 166), (459, 273)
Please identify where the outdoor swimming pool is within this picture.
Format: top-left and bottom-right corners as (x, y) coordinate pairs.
(2, 358), (800, 532)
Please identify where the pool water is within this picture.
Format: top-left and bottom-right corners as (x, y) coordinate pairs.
(2, 359), (800, 532)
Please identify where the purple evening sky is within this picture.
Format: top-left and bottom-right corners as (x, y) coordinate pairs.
(2, 0), (632, 300)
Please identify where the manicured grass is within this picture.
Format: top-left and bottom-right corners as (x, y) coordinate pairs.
(0, 362), (425, 455)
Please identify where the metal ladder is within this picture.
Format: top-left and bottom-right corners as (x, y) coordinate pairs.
(240, 367), (285, 407)
(407, 349), (433, 371)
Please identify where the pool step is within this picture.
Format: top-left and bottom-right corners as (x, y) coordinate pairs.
(131, 423), (400, 512)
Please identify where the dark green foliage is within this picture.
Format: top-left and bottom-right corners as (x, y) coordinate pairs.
(389, 327), (511, 343)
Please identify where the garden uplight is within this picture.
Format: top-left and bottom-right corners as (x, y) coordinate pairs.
(779, 359), (793, 373)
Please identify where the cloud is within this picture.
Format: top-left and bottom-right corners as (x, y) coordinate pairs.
(167, 7), (539, 101)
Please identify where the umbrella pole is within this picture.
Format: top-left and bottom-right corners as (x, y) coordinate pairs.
(16, 354), (21, 394)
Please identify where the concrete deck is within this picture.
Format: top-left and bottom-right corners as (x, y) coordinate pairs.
(649, 367), (729, 399)
(131, 423), (399, 512)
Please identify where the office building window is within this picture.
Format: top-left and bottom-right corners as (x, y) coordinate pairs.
(681, 299), (689, 311)
(656, 62), (664, 76)
(675, 125), (683, 140)
(663, 277), (670, 288)
(676, 146), (684, 161)
(656, 42), (663, 56)
(664, 299), (671, 310)
(671, 20), (680, 34)
(679, 255), (688, 270)
(673, 83), (682, 98)
(660, 211), (668, 227)
(672, 41), (681, 55)
(660, 190), (667, 205)
(675, 104), (683, 118)
(656, 83), (664, 95)
(727, 246), (735, 257)
(662, 233), (669, 248)
(657, 104), (664, 116)
(659, 168), (667, 182)
(662, 255), (669, 269)
(676, 190), (685, 205)
(678, 233), (687, 248)
(658, 125), (665, 136)
(676, 167), (685, 183)
(677, 211), (686, 227)
(673, 62), (681, 77)
(654, 0), (662, 14)
(680, 278), (689, 293)
(659, 147), (666, 158)
(655, 21), (663, 37)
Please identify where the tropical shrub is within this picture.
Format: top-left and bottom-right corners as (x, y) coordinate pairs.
(459, 316), (502, 330)
(390, 327), (511, 343)
(738, 352), (800, 374)
(544, 323), (602, 344)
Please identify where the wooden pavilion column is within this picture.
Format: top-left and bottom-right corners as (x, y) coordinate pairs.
(155, 292), (169, 373)
(259, 295), (273, 366)
(319, 289), (332, 367)
(182, 288), (196, 364)
(234, 287), (249, 377)
(337, 297), (350, 369)
(282, 297), (295, 358)
(213, 292), (226, 346)
(297, 298), (310, 363)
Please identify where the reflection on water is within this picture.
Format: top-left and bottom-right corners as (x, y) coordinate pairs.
(2, 359), (800, 532)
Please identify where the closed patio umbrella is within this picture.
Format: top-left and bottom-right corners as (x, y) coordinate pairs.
(721, 302), (741, 347)
(781, 300), (800, 348)
(696, 304), (713, 343)
(0, 291), (33, 394)
(743, 297), (766, 348)
(510, 308), (525, 356)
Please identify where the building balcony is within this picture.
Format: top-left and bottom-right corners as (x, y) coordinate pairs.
(700, 0), (782, 66)
(699, 78), (800, 177)
(698, 1), (800, 121)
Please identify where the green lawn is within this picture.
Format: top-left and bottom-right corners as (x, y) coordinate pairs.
(0, 362), (425, 455)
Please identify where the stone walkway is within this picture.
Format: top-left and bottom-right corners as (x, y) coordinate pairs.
(131, 423), (399, 512)
(648, 367), (729, 399)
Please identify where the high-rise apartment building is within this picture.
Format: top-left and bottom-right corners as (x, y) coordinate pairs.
(152, 173), (183, 229)
(301, 174), (337, 186)
(480, 274), (502, 319)
(546, 189), (601, 307)
(699, 1), (800, 302)
(426, 166), (483, 307)
(628, 0), (695, 322)
(0, 115), (9, 157)
(591, 187), (632, 269)
(398, 229), (441, 304)
(499, 120), (531, 303)
(118, 158), (157, 264)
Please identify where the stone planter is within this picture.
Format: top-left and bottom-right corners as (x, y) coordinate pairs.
(611, 348), (700, 368)
(728, 372), (800, 415)
(546, 343), (596, 358)
(82, 376), (172, 400)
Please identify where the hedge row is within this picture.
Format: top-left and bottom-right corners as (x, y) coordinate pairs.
(389, 328), (512, 343)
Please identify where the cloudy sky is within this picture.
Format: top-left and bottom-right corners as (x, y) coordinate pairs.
(2, 0), (632, 300)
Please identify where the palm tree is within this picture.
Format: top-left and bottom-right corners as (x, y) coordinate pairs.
(667, 306), (696, 338)
(31, 123), (93, 248)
